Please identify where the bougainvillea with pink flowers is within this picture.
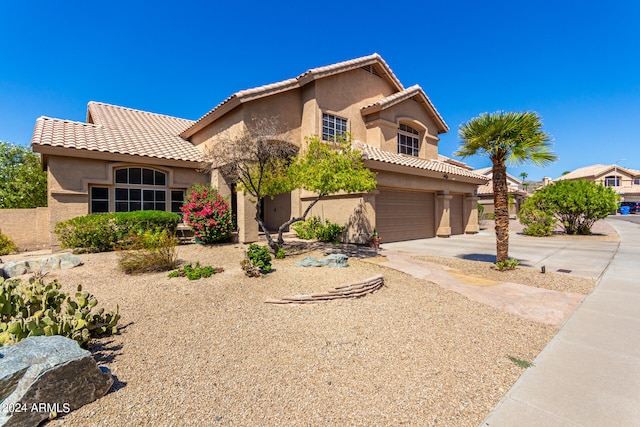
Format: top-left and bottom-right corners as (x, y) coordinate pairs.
(181, 184), (233, 244)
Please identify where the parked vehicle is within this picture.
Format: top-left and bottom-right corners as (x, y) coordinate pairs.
(618, 201), (640, 214)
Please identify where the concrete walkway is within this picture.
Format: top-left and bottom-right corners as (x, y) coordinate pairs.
(481, 218), (640, 426)
(378, 250), (585, 326)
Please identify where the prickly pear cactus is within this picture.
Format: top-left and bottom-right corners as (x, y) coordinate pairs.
(0, 277), (119, 347)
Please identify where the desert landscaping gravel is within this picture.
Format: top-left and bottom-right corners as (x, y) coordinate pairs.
(19, 238), (583, 427)
(0, 220), (612, 426)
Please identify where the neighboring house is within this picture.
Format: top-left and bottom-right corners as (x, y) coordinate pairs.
(473, 167), (527, 217)
(31, 53), (488, 247)
(556, 164), (640, 202)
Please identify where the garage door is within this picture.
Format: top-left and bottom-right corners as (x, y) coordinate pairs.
(376, 189), (435, 242)
(450, 194), (464, 235)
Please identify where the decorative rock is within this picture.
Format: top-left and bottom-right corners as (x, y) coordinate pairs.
(295, 253), (349, 268)
(0, 336), (113, 427)
(1, 253), (82, 278)
(265, 274), (385, 304)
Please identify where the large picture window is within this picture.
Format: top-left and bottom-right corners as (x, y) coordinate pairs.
(90, 167), (185, 214)
(398, 124), (420, 156)
(322, 113), (348, 142)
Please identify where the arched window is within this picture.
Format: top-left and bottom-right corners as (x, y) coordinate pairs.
(398, 123), (420, 156)
(89, 167), (185, 214)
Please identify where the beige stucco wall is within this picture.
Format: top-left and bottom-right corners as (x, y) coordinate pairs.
(312, 68), (395, 141)
(45, 155), (208, 248)
(299, 192), (375, 244)
(187, 65), (476, 244)
(0, 207), (50, 251)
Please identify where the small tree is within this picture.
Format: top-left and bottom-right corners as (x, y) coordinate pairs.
(0, 142), (47, 208)
(526, 179), (618, 235)
(275, 135), (377, 246)
(456, 111), (556, 263)
(207, 119), (377, 253)
(206, 118), (299, 252)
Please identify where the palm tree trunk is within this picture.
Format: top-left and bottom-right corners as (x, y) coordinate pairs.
(492, 162), (510, 263)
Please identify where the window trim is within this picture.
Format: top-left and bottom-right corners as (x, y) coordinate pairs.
(89, 166), (185, 214)
(322, 112), (348, 142)
(90, 186), (110, 214)
(604, 175), (620, 187)
(397, 123), (420, 157)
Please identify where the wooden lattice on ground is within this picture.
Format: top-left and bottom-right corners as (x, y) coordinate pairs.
(265, 275), (384, 304)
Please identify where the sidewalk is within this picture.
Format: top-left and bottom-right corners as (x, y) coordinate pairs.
(481, 218), (640, 426)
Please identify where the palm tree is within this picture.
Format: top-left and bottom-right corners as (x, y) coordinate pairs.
(456, 111), (556, 263)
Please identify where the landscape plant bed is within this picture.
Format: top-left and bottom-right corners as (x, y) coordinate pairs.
(41, 243), (559, 426)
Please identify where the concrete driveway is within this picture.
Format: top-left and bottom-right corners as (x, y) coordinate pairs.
(382, 221), (620, 279)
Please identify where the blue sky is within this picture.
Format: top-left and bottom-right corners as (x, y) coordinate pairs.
(1, 0), (639, 180)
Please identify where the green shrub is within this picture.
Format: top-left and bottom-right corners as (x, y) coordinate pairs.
(0, 277), (119, 348)
(291, 216), (323, 240)
(495, 258), (520, 271)
(275, 246), (286, 259)
(524, 179), (619, 235)
(117, 231), (178, 274)
(0, 229), (17, 255)
(54, 211), (180, 252)
(242, 244), (272, 277)
(518, 201), (557, 236)
(291, 216), (344, 243)
(168, 262), (223, 280)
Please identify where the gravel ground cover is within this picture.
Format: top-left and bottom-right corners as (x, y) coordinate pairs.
(31, 241), (562, 427)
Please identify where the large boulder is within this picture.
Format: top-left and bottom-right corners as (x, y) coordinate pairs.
(1, 253), (82, 278)
(0, 336), (113, 427)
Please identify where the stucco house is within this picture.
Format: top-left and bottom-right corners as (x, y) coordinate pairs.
(473, 167), (527, 217)
(556, 164), (640, 202)
(31, 53), (488, 247)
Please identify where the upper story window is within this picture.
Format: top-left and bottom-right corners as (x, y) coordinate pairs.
(398, 123), (420, 157)
(634, 178), (640, 185)
(322, 113), (347, 142)
(604, 175), (620, 187)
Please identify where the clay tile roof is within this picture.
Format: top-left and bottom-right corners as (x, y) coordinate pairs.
(476, 181), (494, 195)
(181, 53), (405, 138)
(354, 142), (489, 181)
(31, 103), (205, 163)
(556, 164), (609, 180)
(88, 102), (194, 136)
(559, 164), (640, 181)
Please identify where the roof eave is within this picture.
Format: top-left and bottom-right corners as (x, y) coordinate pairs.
(364, 158), (488, 184)
(32, 144), (207, 169)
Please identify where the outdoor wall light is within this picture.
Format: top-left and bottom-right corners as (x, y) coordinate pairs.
(443, 174), (449, 180)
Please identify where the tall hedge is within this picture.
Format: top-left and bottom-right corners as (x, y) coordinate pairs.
(54, 211), (181, 252)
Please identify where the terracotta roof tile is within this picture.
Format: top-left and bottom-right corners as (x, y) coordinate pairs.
(556, 164), (609, 180)
(557, 164), (640, 181)
(31, 103), (205, 163)
(88, 102), (193, 136)
(354, 142), (489, 181)
(181, 53), (406, 137)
